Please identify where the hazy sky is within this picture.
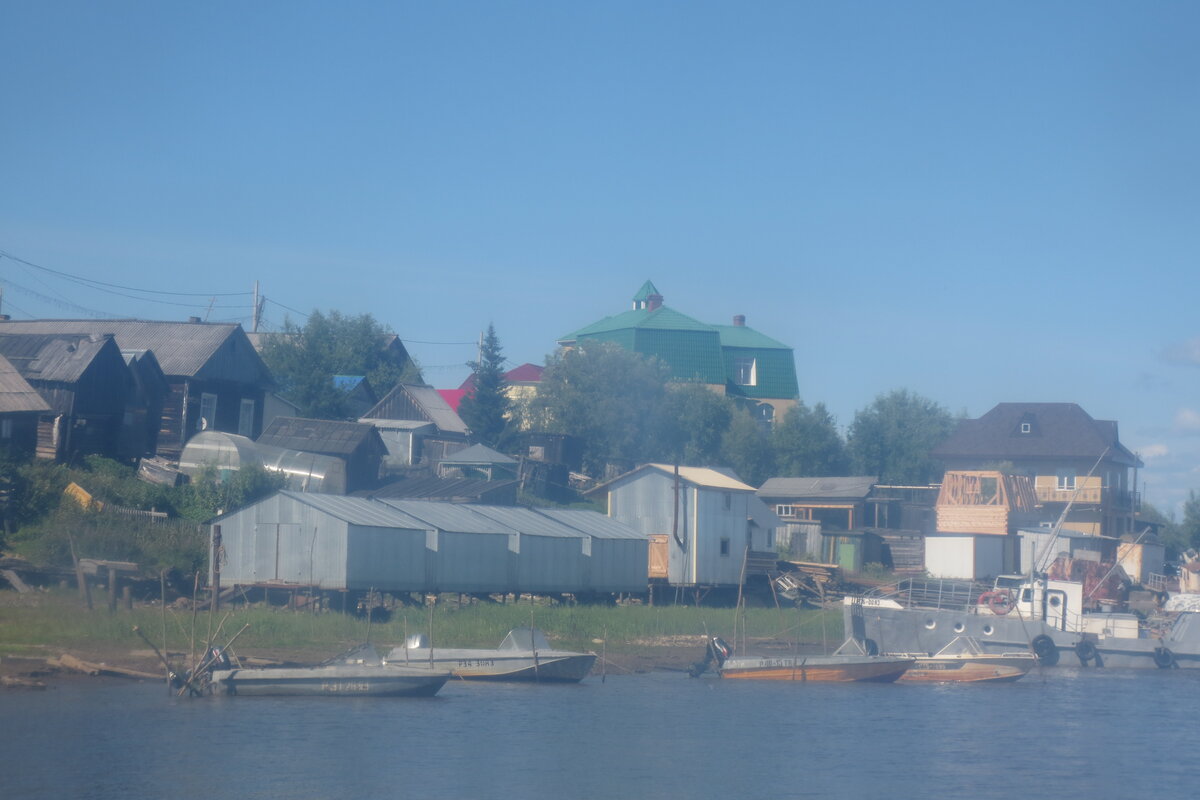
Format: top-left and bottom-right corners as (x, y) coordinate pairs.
(2, 2), (1198, 512)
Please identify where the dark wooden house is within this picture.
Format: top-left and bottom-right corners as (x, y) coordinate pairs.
(257, 417), (387, 493)
(361, 383), (469, 466)
(120, 349), (170, 459)
(0, 352), (51, 459)
(0, 319), (274, 461)
(0, 333), (132, 461)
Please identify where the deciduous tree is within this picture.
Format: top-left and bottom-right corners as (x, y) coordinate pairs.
(847, 389), (955, 485)
(773, 400), (848, 477)
(719, 407), (776, 487)
(528, 342), (671, 476)
(260, 310), (419, 419)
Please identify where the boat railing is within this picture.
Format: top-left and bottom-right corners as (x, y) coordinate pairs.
(862, 577), (989, 612)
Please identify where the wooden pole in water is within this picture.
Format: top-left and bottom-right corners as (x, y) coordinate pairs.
(160, 570), (169, 694)
(190, 572), (199, 672)
(602, 627), (607, 684)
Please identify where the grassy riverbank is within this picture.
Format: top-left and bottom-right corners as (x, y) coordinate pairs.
(0, 588), (846, 675)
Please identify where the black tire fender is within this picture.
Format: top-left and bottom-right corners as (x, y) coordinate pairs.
(1075, 639), (1097, 665)
(1154, 647), (1176, 669)
(1031, 635), (1058, 665)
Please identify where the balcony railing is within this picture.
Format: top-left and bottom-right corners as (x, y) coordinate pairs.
(1033, 486), (1140, 511)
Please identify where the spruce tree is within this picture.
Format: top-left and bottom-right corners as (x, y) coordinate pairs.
(459, 324), (511, 447)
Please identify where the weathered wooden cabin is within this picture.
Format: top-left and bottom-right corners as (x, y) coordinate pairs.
(361, 383), (469, 468)
(0, 333), (132, 461)
(119, 349), (169, 459)
(0, 319), (274, 461)
(0, 352), (51, 458)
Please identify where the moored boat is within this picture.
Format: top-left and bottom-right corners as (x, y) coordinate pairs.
(208, 644), (451, 697)
(689, 636), (913, 683)
(892, 636), (1036, 683)
(844, 570), (1200, 670)
(385, 627), (596, 682)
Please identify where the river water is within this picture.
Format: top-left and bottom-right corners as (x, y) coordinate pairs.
(4, 666), (1200, 800)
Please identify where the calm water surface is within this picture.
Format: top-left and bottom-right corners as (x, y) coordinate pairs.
(4, 666), (1200, 799)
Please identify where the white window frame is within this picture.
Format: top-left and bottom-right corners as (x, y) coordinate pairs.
(1020, 422), (1031, 434)
(733, 357), (757, 387)
(198, 392), (218, 432)
(776, 504), (796, 518)
(238, 398), (256, 438)
(1056, 469), (1076, 491)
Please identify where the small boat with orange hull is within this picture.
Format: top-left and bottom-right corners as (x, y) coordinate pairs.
(689, 636), (913, 683)
(893, 636), (1036, 684)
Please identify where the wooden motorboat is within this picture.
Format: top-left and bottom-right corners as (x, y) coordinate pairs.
(690, 636), (913, 683)
(385, 627), (596, 682)
(208, 644), (451, 697)
(893, 636), (1036, 684)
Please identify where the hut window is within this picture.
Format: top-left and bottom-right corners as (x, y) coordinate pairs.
(719, 537), (730, 556)
(724, 492), (732, 510)
(1, 419), (11, 439)
(1021, 422), (1031, 434)
(238, 399), (255, 437)
(198, 393), (218, 431)
(776, 504), (796, 517)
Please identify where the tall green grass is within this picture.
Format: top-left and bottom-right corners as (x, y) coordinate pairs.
(0, 589), (845, 660)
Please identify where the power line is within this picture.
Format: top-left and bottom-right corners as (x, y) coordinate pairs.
(0, 249), (253, 296)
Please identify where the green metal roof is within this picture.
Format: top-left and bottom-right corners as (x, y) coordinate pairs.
(632, 280), (660, 302)
(713, 324), (791, 350)
(559, 306), (714, 341)
(559, 284), (799, 399)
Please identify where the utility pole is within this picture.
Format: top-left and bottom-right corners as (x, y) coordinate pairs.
(252, 281), (261, 332)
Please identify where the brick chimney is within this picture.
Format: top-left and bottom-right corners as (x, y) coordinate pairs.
(647, 293), (663, 311)
(733, 314), (746, 327)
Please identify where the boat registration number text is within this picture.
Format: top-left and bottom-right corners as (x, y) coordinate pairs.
(321, 682), (371, 692)
(456, 659), (496, 668)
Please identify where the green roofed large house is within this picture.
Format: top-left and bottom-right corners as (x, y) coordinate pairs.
(558, 282), (799, 422)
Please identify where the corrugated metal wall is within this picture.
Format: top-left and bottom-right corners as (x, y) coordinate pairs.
(212, 493), (648, 596)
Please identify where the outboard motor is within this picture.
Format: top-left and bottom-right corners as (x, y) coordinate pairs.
(687, 635), (733, 678)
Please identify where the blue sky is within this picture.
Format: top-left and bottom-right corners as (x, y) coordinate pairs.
(2, 2), (1198, 513)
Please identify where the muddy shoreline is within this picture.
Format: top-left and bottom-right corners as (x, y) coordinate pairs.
(0, 640), (716, 690)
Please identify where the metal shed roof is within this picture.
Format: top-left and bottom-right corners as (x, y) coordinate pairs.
(276, 491), (431, 529)
(536, 508), (647, 540)
(465, 506), (584, 539)
(377, 498), (514, 534)
(258, 417), (382, 457)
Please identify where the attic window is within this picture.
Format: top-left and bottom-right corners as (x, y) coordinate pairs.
(1020, 423), (1031, 434)
(733, 357), (757, 386)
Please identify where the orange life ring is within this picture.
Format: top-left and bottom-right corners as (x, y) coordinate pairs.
(987, 590), (1015, 615)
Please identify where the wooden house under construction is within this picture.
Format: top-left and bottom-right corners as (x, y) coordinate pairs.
(926, 470), (1040, 580)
